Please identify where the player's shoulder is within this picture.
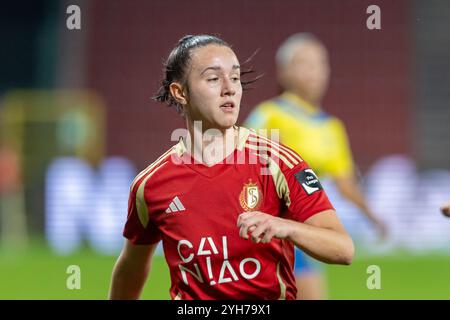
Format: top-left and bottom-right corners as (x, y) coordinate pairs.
(129, 145), (179, 194)
(243, 127), (305, 170)
(322, 113), (348, 132)
(308, 107), (345, 128)
(245, 96), (287, 128)
(251, 97), (284, 116)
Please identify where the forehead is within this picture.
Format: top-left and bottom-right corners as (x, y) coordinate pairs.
(291, 41), (328, 62)
(189, 44), (239, 71)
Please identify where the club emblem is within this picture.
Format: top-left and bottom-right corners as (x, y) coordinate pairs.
(239, 179), (262, 211)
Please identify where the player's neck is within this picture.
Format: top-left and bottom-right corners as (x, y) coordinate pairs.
(184, 122), (237, 166)
(289, 90), (321, 110)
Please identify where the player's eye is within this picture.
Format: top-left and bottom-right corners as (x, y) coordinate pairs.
(231, 76), (240, 82)
(207, 77), (219, 82)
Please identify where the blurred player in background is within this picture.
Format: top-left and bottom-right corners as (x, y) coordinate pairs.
(244, 33), (387, 299)
(109, 34), (354, 300)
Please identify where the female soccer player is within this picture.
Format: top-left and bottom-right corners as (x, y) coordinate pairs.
(109, 35), (354, 300)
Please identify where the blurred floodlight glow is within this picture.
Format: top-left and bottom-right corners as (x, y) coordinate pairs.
(45, 156), (135, 255)
(87, 157), (136, 255)
(365, 155), (450, 252)
(45, 157), (95, 255)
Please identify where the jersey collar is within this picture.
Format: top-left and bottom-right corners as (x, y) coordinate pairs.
(173, 126), (250, 178)
(281, 91), (322, 115)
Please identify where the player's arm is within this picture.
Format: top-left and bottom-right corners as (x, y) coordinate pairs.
(334, 175), (386, 237)
(111, 175), (161, 300)
(238, 209), (354, 265)
(109, 240), (158, 300)
(329, 120), (387, 238)
(238, 141), (354, 264)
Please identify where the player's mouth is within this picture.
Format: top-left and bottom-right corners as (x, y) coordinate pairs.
(220, 102), (235, 113)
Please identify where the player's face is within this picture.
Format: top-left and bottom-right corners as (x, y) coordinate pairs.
(285, 41), (330, 104)
(184, 44), (242, 130)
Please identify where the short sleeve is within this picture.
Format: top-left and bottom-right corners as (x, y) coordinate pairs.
(275, 155), (334, 223)
(123, 185), (161, 245)
(324, 119), (355, 178)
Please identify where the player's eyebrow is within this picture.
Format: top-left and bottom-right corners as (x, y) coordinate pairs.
(200, 65), (240, 75)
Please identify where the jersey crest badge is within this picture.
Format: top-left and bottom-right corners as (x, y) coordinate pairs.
(239, 179), (262, 211)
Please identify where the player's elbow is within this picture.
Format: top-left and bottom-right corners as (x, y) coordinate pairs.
(338, 236), (355, 265)
(340, 250), (354, 266)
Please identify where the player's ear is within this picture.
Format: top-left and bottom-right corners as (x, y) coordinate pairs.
(169, 82), (188, 106)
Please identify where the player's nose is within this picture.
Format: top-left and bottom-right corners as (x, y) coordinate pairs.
(221, 78), (236, 96)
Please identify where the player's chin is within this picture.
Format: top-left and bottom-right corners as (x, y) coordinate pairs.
(216, 115), (238, 129)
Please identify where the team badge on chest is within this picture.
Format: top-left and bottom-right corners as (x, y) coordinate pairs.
(239, 179), (262, 211)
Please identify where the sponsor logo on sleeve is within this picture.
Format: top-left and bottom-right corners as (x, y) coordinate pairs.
(294, 169), (323, 195)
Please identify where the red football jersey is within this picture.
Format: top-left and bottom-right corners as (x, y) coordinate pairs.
(123, 126), (334, 300)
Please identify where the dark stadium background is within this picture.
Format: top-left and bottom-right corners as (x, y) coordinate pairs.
(1, 0), (449, 299)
